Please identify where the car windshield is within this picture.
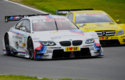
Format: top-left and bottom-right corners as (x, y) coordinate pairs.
(32, 17), (77, 31)
(75, 13), (113, 24)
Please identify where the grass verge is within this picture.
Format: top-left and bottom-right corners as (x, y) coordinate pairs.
(10, 0), (125, 23)
(0, 75), (88, 80)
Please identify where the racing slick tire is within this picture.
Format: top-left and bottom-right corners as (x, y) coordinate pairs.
(4, 33), (11, 56)
(27, 37), (35, 60)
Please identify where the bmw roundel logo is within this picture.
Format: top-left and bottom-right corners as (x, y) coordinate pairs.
(69, 39), (72, 41)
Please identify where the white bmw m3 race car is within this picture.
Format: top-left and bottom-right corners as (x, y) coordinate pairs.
(3, 14), (103, 60)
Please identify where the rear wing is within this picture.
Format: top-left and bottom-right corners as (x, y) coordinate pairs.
(5, 14), (49, 22)
(56, 9), (93, 15)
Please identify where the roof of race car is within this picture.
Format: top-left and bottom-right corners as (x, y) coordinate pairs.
(24, 15), (66, 21)
(70, 10), (106, 14)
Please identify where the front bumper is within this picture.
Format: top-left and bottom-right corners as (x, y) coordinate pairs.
(99, 34), (125, 46)
(52, 48), (91, 59)
(35, 44), (103, 59)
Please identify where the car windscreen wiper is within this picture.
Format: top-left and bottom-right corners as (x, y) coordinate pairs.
(54, 19), (58, 30)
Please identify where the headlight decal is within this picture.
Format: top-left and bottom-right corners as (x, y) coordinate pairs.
(117, 29), (124, 35)
(40, 41), (56, 46)
(85, 39), (94, 44)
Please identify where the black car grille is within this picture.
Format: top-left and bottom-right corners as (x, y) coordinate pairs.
(60, 40), (82, 46)
(60, 41), (71, 46)
(96, 31), (115, 37)
(73, 40), (82, 46)
(100, 40), (120, 46)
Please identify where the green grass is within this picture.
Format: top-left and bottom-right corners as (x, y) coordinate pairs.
(0, 75), (88, 80)
(0, 75), (38, 80)
(11, 0), (125, 23)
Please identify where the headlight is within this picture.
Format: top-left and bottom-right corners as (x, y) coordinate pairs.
(40, 41), (56, 46)
(117, 29), (124, 35)
(85, 39), (94, 44)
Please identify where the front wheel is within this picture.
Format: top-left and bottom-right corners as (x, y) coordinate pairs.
(27, 37), (35, 60)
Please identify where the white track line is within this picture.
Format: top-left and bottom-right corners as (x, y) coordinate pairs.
(4, 0), (48, 14)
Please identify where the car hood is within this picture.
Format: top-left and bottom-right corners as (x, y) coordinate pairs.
(77, 23), (122, 32)
(31, 29), (91, 42)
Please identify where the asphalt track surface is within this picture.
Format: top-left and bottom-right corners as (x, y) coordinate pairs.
(0, 0), (125, 80)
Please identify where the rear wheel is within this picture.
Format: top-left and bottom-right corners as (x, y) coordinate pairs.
(4, 33), (11, 55)
(27, 37), (34, 60)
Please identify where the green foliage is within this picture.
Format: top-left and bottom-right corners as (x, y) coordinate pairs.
(11, 0), (125, 23)
(0, 75), (88, 80)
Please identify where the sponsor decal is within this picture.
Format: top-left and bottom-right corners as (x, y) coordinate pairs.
(49, 47), (61, 49)
(22, 43), (26, 47)
(69, 29), (84, 35)
(15, 42), (19, 49)
(100, 36), (109, 40)
(2, 49), (6, 54)
(51, 36), (61, 40)
(101, 36), (104, 40)
(2, 49), (26, 55)
(9, 16), (20, 20)
(77, 13), (106, 16)
(15, 36), (22, 39)
(18, 51), (26, 54)
(65, 46), (80, 52)
(10, 31), (24, 37)
(85, 13), (105, 15)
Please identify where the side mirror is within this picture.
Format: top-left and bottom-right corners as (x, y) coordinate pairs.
(116, 19), (120, 24)
(20, 26), (26, 31)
